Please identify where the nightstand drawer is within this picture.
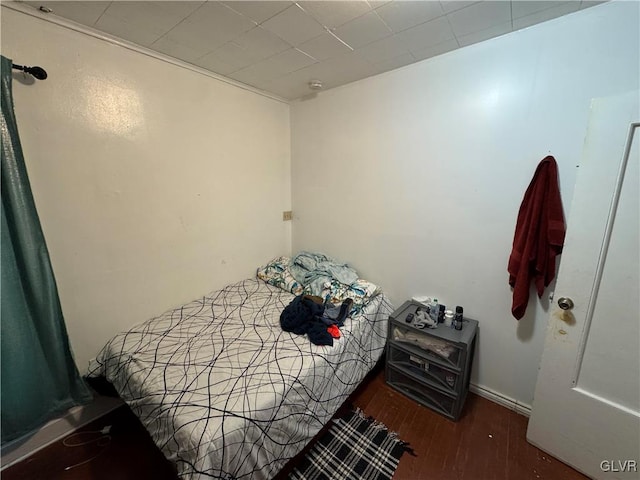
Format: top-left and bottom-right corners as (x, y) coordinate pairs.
(386, 365), (457, 419)
(390, 323), (463, 370)
(388, 343), (461, 394)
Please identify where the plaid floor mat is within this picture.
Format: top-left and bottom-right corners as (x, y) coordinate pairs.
(289, 409), (413, 480)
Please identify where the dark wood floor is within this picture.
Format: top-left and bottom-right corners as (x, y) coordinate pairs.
(3, 369), (588, 480)
(350, 371), (587, 480)
(2, 405), (177, 480)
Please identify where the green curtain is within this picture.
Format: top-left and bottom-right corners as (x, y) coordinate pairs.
(1, 56), (91, 445)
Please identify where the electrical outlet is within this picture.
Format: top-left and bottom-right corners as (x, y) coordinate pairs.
(283, 211), (293, 221)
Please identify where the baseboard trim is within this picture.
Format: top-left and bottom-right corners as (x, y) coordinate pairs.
(0, 394), (123, 470)
(469, 383), (532, 417)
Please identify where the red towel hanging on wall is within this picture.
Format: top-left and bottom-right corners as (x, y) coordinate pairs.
(508, 156), (566, 320)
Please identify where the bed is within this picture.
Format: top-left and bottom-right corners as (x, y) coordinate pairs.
(87, 255), (393, 480)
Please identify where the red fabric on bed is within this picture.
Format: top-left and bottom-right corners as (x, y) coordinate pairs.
(508, 156), (566, 320)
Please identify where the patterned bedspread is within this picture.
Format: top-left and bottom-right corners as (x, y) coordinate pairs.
(88, 278), (392, 479)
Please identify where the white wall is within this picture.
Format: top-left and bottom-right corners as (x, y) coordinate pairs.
(291, 1), (639, 407)
(1, 7), (291, 372)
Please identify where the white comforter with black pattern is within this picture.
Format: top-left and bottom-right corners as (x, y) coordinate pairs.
(88, 278), (392, 479)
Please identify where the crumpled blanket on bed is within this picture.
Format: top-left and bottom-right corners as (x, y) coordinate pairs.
(289, 251), (358, 294)
(88, 278), (392, 480)
(257, 255), (380, 316)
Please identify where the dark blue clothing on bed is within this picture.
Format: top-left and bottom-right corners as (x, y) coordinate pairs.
(280, 295), (323, 335)
(280, 295), (333, 346)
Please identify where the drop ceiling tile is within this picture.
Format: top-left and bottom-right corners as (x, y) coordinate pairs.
(512, 1), (571, 19)
(355, 35), (411, 63)
(261, 4), (326, 46)
(331, 65), (379, 87)
(227, 71), (268, 89)
(319, 51), (378, 86)
(396, 16), (455, 52)
(270, 62), (330, 88)
(447, 1), (511, 37)
(95, 14), (164, 47)
(151, 35), (211, 63)
(100, 2), (203, 35)
(192, 52), (238, 76)
(513, 2), (580, 30)
(332, 11), (393, 49)
(222, 1), (292, 24)
(439, 1), (479, 14)
(275, 51), (374, 91)
(262, 72), (321, 99)
(234, 25), (293, 57)
(268, 50), (381, 97)
(457, 20), (512, 47)
(579, 1), (608, 9)
(298, 1), (372, 29)
(264, 80), (316, 100)
(202, 26), (291, 72)
(94, 2), (203, 47)
(374, 1), (444, 33)
(225, 74), (272, 93)
(411, 37), (459, 61)
(370, 52), (416, 74)
(156, 2), (256, 52)
(229, 48), (317, 85)
(25, 1), (111, 26)
(266, 48), (318, 73)
(297, 32), (353, 61)
(367, 1), (393, 8)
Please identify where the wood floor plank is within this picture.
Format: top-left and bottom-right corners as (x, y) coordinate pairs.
(354, 369), (588, 480)
(485, 397), (510, 480)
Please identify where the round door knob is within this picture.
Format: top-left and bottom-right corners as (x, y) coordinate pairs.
(558, 297), (574, 310)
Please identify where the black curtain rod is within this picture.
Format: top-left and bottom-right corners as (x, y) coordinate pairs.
(12, 63), (48, 80)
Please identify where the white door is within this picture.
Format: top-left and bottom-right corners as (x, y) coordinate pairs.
(527, 91), (640, 480)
